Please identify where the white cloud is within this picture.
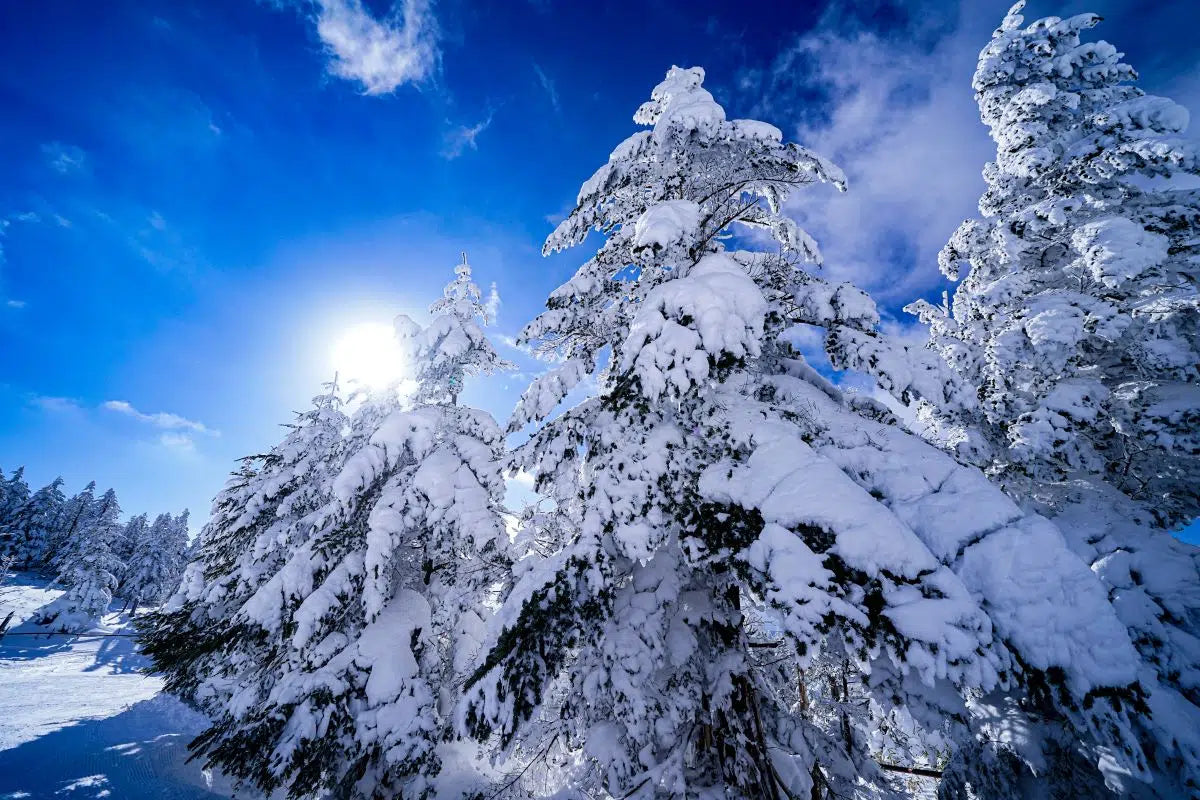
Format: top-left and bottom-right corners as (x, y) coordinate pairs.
(6, 299), (25, 309)
(441, 114), (493, 159)
(0, 208), (53, 272)
(158, 432), (197, 454)
(32, 395), (82, 413)
(533, 63), (560, 112)
(102, 400), (217, 436)
(496, 333), (534, 357)
(312, 0), (439, 95)
(41, 142), (86, 174)
(749, 0), (1200, 311)
(129, 211), (204, 274)
(734, 3), (993, 307)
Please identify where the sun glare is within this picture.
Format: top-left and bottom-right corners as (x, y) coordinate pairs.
(330, 321), (408, 389)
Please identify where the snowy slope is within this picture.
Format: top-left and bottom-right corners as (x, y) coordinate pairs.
(0, 572), (244, 800)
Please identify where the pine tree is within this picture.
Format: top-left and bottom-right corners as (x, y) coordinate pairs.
(460, 65), (1158, 799)
(831, 5), (1200, 796)
(0, 465), (8, 524)
(37, 487), (124, 632)
(113, 511), (146, 572)
(173, 509), (190, 541)
(165, 509), (191, 596)
(0, 476), (66, 570)
(0, 466), (33, 564)
(146, 263), (511, 799)
(0, 466), (31, 524)
(48, 481), (97, 574)
(115, 512), (149, 599)
(419, 252), (509, 406)
(142, 380), (348, 711)
(122, 512), (190, 610)
(905, 2), (1200, 529)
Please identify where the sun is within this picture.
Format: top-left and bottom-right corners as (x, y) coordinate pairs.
(330, 321), (409, 390)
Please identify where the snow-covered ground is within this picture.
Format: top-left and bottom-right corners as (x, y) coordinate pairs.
(0, 571), (241, 800)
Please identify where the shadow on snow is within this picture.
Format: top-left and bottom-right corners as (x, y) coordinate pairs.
(0, 696), (225, 800)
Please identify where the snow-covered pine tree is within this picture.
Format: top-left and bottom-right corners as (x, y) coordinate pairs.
(115, 512), (148, 594)
(0, 476), (66, 570)
(174, 509), (190, 541)
(0, 465), (33, 563)
(908, 1), (1199, 528)
(38, 487), (124, 632)
(113, 511), (147, 574)
(0, 465), (9, 524)
(831, 5), (1200, 796)
(148, 260), (511, 800)
(142, 379), (348, 711)
(0, 466), (31, 526)
(47, 480), (97, 574)
(419, 252), (509, 405)
(462, 65), (1154, 799)
(121, 512), (188, 610)
(165, 509), (191, 596)
(141, 459), (261, 702)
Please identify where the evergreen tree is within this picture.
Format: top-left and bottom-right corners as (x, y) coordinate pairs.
(462, 65), (1150, 799)
(908, 1), (1199, 529)
(123, 512), (189, 610)
(173, 509), (190, 542)
(0, 466), (31, 524)
(147, 260), (512, 799)
(0, 465), (33, 565)
(113, 511), (146, 572)
(48, 481), (97, 574)
(833, 5), (1200, 796)
(0, 476), (66, 569)
(115, 512), (150, 597)
(37, 488), (124, 632)
(142, 380), (348, 711)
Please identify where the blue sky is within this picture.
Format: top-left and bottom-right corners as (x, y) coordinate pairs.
(1, 0), (1197, 540)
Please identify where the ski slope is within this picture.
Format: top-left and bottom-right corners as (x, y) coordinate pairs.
(0, 572), (243, 799)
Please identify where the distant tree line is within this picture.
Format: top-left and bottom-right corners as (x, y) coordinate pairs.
(0, 467), (191, 631)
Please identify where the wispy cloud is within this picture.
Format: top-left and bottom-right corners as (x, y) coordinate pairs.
(129, 211), (205, 274)
(1, 212), (45, 306)
(311, 0), (439, 95)
(158, 431), (198, 455)
(32, 395), (83, 413)
(41, 142), (86, 174)
(102, 400), (217, 436)
(497, 333), (534, 357)
(734, 2), (991, 306)
(441, 114), (493, 159)
(533, 63), (559, 112)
